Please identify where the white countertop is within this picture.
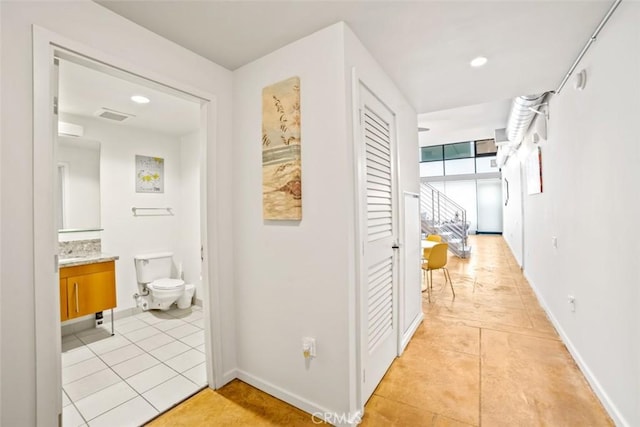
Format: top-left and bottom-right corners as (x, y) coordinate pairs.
(59, 254), (119, 268)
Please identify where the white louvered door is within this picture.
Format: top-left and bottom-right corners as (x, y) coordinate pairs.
(358, 84), (398, 404)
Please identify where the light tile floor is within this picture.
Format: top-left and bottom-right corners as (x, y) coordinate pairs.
(62, 305), (207, 427)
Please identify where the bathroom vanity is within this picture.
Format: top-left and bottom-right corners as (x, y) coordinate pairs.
(59, 256), (118, 323)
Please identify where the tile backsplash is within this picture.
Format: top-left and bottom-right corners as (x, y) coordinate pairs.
(59, 239), (101, 258)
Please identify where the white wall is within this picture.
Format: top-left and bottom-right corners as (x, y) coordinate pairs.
(444, 180), (478, 233)
(180, 131), (202, 300)
(233, 23), (353, 416)
(502, 4), (640, 425)
(0, 2), (234, 424)
(232, 21), (419, 419)
(0, 2), (3, 420)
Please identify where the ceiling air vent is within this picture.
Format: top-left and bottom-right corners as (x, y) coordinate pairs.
(94, 107), (136, 122)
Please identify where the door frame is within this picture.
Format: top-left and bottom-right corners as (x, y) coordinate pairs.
(350, 69), (401, 413)
(399, 191), (423, 353)
(33, 26), (224, 424)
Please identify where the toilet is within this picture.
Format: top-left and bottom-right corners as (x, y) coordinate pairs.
(134, 252), (192, 311)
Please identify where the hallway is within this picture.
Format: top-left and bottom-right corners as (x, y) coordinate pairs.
(149, 235), (612, 426)
(363, 235), (612, 425)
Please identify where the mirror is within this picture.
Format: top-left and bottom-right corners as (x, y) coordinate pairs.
(57, 136), (101, 231)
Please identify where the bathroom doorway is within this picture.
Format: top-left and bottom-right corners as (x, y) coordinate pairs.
(33, 29), (223, 426)
(56, 54), (209, 425)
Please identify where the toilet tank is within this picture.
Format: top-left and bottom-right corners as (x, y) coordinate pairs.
(134, 252), (173, 283)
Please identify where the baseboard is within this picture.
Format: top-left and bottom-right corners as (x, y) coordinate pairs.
(220, 368), (237, 387)
(400, 312), (423, 354)
(236, 369), (360, 426)
(503, 236), (523, 268)
(523, 271), (629, 427)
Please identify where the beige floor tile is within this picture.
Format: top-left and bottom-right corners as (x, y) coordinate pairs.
(373, 348), (480, 426)
(430, 298), (533, 329)
(361, 394), (474, 426)
(481, 329), (613, 426)
(146, 382), (320, 426)
(148, 236), (611, 427)
(411, 318), (480, 356)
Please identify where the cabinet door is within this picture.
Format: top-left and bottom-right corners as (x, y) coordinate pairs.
(60, 278), (69, 321)
(67, 270), (116, 319)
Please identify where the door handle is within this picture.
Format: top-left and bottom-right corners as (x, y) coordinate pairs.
(74, 282), (79, 313)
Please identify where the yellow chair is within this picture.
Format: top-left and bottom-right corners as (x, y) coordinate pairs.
(421, 242), (455, 302)
(422, 234), (442, 260)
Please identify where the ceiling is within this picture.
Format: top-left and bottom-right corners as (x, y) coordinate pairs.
(96, 0), (611, 115)
(59, 59), (201, 136)
(418, 98), (511, 147)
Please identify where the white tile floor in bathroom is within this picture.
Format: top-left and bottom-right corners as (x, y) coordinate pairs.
(61, 306), (207, 427)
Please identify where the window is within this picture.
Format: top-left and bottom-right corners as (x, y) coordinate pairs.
(419, 140), (499, 179)
(475, 139), (497, 157)
(420, 145), (443, 162)
(444, 142), (473, 160)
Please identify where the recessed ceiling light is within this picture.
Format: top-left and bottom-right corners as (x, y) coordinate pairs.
(131, 95), (150, 104)
(470, 56), (488, 68)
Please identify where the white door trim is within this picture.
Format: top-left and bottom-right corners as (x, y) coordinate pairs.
(348, 67), (364, 418)
(33, 30), (61, 426)
(32, 25), (224, 424)
(399, 191), (423, 353)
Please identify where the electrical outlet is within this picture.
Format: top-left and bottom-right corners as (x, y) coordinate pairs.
(552, 236), (558, 248)
(302, 337), (316, 359)
(567, 295), (575, 312)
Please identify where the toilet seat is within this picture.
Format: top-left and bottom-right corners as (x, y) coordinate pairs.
(148, 278), (185, 290)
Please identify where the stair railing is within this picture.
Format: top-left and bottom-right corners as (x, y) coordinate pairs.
(419, 181), (470, 258)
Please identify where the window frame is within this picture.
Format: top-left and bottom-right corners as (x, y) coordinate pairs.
(443, 141), (474, 160)
(474, 138), (498, 158)
(420, 145), (444, 163)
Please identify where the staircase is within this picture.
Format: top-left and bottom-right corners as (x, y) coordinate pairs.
(419, 182), (471, 258)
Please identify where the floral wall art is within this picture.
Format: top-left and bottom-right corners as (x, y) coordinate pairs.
(262, 76), (302, 220)
(135, 155), (164, 193)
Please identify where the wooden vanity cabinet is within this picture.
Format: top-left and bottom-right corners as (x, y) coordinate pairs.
(60, 277), (69, 321)
(59, 261), (116, 321)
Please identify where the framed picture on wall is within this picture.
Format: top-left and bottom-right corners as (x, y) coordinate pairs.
(503, 178), (509, 206)
(136, 155), (164, 193)
(262, 76), (302, 220)
(526, 147), (543, 195)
